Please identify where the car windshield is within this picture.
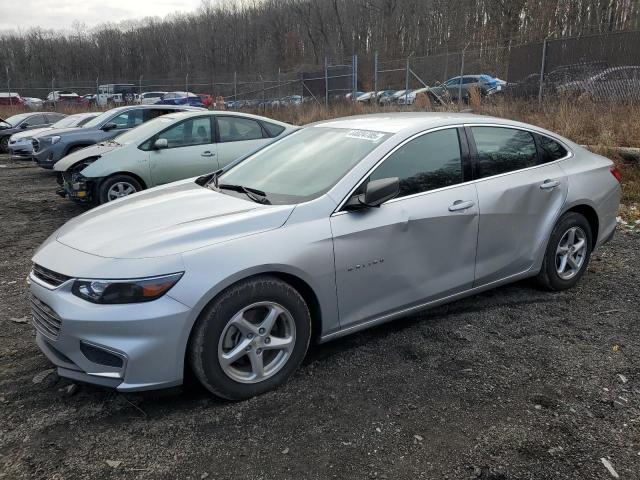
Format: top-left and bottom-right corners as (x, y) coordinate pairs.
(52, 115), (84, 128)
(217, 127), (392, 204)
(82, 110), (120, 129)
(112, 115), (176, 145)
(4, 113), (31, 127)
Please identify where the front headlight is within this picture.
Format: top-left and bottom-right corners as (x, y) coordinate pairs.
(72, 272), (183, 304)
(51, 135), (61, 145)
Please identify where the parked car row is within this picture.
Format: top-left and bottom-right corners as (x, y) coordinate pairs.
(27, 111), (621, 401)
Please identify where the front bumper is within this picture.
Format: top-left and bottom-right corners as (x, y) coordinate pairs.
(58, 173), (96, 204)
(29, 271), (193, 391)
(33, 144), (64, 168)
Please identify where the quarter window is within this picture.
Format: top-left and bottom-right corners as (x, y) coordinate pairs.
(218, 117), (264, 142)
(262, 121), (285, 138)
(536, 134), (568, 163)
(369, 128), (464, 198)
(471, 127), (538, 178)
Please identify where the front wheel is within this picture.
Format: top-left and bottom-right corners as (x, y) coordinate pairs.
(535, 212), (593, 291)
(98, 174), (142, 204)
(0, 136), (9, 153)
(188, 276), (311, 400)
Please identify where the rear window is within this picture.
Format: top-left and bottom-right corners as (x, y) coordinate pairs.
(472, 127), (538, 178)
(262, 121), (285, 137)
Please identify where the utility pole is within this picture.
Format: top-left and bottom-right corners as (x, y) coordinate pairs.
(405, 57), (410, 104)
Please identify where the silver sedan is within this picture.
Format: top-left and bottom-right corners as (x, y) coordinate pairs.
(29, 113), (621, 400)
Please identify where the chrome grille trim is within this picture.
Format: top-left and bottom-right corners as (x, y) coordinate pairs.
(32, 264), (71, 288)
(30, 295), (62, 340)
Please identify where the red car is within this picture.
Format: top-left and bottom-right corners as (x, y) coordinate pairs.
(197, 94), (213, 108)
(0, 93), (25, 106)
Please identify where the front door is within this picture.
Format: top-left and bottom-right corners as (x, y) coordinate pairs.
(330, 127), (479, 329)
(468, 126), (568, 286)
(149, 116), (218, 186)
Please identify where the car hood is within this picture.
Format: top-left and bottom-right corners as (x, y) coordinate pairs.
(55, 181), (295, 258)
(34, 126), (84, 139)
(11, 126), (52, 140)
(54, 143), (121, 171)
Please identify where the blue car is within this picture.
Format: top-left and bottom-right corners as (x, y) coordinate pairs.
(155, 92), (205, 107)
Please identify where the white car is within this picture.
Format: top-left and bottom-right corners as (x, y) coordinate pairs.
(137, 91), (168, 105)
(8, 113), (101, 157)
(54, 111), (295, 204)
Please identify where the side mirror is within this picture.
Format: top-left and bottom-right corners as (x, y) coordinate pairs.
(20, 123), (29, 129)
(101, 122), (117, 131)
(153, 138), (168, 150)
(345, 177), (400, 210)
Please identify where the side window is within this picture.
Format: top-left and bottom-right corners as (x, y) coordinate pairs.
(110, 109), (145, 129)
(536, 134), (568, 163)
(159, 117), (212, 149)
(369, 128), (464, 199)
(472, 127), (538, 178)
(27, 115), (47, 126)
(144, 109), (173, 121)
(445, 77), (460, 86)
(262, 121), (285, 137)
(218, 117), (264, 142)
(463, 77), (477, 84)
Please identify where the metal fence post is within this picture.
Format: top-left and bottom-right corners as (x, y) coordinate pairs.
(6, 66), (11, 107)
(405, 57), (410, 104)
(538, 38), (548, 105)
(324, 57), (329, 109)
(139, 75), (143, 98)
(185, 73), (189, 93)
(234, 71), (237, 100)
(352, 54), (358, 100)
(373, 51), (378, 97)
(51, 77), (55, 111)
(458, 49), (465, 106)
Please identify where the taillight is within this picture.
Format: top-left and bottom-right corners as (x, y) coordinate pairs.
(610, 166), (622, 183)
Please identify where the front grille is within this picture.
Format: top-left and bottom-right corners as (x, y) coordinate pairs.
(32, 264), (71, 288)
(32, 139), (39, 152)
(30, 295), (62, 339)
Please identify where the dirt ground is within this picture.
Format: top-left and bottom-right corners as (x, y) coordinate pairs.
(0, 155), (639, 480)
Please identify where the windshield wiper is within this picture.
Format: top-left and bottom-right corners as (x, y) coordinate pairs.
(217, 183), (271, 205)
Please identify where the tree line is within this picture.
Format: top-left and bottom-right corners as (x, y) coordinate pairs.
(1, 0), (638, 90)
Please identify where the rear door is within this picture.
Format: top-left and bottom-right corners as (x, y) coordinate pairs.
(469, 125), (569, 286)
(215, 116), (270, 167)
(149, 116), (218, 186)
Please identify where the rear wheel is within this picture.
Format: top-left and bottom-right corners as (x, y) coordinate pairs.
(98, 174), (142, 204)
(536, 212), (593, 291)
(188, 276), (311, 400)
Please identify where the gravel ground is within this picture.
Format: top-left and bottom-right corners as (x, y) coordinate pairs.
(0, 155), (639, 480)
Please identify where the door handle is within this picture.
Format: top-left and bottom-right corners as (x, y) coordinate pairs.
(539, 179), (560, 190)
(201, 151), (215, 157)
(448, 200), (475, 212)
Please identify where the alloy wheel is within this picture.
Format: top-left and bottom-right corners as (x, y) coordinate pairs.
(555, 226), (587, 280)
(107, 181), (137, 201)
(217, 301), (296, 384)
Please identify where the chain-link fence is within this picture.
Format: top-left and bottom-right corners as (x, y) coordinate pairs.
(3, 30), (639, 110)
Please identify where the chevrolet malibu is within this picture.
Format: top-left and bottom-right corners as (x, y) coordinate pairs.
(29, 113), (620, 400)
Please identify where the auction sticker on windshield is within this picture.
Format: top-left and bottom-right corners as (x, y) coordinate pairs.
(344, 130), (387, 142)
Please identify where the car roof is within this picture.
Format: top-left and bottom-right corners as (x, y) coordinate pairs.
(310, 112), (547, 134)
(156, 110), (291, 126)
(104, 104), (202, 114)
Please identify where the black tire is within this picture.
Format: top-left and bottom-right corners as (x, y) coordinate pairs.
(98, 174), (142, 204)
(535, 212), (593, 291)
(188, 276), (311, 400)
(0, 136), (9, 153)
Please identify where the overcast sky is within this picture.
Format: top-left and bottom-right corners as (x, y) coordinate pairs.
(0, 0), (203, 32)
